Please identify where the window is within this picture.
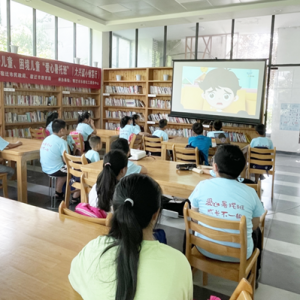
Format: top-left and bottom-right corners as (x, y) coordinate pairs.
(166, 23), (195, 67)
(112, 29), (135, 68)
(58, 18), (73, 63)
(0, 0), (6, 51)
(36, 10), (55, 59)
(76, 24), (90, 65)
(138, 27), (163, 67)
(11, 1), (33, 55)
(234, 16), (272, 59)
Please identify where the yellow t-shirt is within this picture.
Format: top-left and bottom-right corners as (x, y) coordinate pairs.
(69, 236), (193, 300)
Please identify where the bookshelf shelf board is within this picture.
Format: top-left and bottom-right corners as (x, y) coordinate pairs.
(103, 80), (146, 83)
(104, 106), (145, 110)
(107, 93), (146, 96)
(64, 92), (100, 96)
(148, 108), (171, 111)
(148, 122), (193, 127)
(62, 105), (100, 108)
(148, 94), (172, 97)
(5, 106), (60, 109)
(5, 122), (46, 126)
(4, 88), (60, 93)
(148, 80), (172, 83)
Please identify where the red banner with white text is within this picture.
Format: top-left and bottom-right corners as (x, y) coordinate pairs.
(0, 51), (101, 89)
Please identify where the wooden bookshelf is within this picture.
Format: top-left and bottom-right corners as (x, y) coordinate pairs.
(0, 82), (101, 138)
(101, 67), (259, 142)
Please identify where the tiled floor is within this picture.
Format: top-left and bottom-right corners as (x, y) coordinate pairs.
(3, 153), (300, 300)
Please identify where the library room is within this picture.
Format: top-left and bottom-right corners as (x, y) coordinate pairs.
(1, 0), (300, 299)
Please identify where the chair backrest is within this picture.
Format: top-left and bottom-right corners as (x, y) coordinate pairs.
(29, 127), (46, 140)
(245, 180), (261, 199)
(81, 173), (97, 204)
(248, 147), (276, 173)
(59, 200), (112, 231)
(229, 278), (253, 300)
(183, 202), (247, 279)
(172, 145), (200, 165)
(143, 136), (163, 153)
(130, 134), (144, 150)
(70, 132), (84, 154)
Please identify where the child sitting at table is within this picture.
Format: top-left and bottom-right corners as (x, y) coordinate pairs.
(85, 136), (102, 163)
(119, 116), (141, 141)
(153, 119), (169, 141)
(87, 150), (128, 211)
(76, 111), (97, 151)
(188, 123), (212, 165)
(40, 119), (69, 199)
(250, 124), (274, 149)
(111, 138), (147, 175)
(207, 120), (225, 138)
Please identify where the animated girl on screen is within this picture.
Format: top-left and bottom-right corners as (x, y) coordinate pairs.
(198, 68), (241, 112)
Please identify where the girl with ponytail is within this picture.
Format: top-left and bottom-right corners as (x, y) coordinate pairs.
(69, 174), (193, 300)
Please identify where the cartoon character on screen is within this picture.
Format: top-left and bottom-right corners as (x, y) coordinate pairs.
(198, 68), (241, 112)
(218, 133), (227, 144)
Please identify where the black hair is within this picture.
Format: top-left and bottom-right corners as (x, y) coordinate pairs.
(111, 138), (130, 155)
(96, 150), (128, 212)
(78, 111), (91, 124)
(102, 174), (162, 300)
(255, 124), (266, 136)
(159, 119), (168, 129)
(199, 68), (241, 95)
(52, 119), (66, 133)
(120, 116), (132, 129)
(89, 135), (101, 148)
(218, 133), (227, 139)
(213, 120), (222, 131)
(214, 145), (245, 179)
(132, 114), (140, 126)
(46, 112), (59, 127)
(192, 123), (203, 135)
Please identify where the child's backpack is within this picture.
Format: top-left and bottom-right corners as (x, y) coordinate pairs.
(75, 203), (107, 218)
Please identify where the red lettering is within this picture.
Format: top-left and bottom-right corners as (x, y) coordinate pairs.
(215, 210), (220, 216)
(236, 214), (242, 219)
(206, 198), (213, 206)
(221, 211), (228, 217)
(229, 203), (237, 209)
(221, 201), (227, 208)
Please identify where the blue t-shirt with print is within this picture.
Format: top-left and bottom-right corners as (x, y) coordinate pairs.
(189, 178), (265, 262)
(119, 124), (140, 141)
(153, 129), (169, 141)
(126, 160), (142, 176)
(250, 137), (273, 149)
(0, 137), (9, 151)
(188, 135), (212, 165)
(40, 134), (69, 174)
(76, 123), (94, 141)
(85, 150), (100, 163)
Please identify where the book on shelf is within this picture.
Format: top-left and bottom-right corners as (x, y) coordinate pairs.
(226, 132), (250, 143)
(149, 126), (193, 138)
(105, 97), (145, 107)
(5, 94), (57, 106)
(149, 86), (172, 95)
(148, 114), (197, 124)
(5, 110), (55, 123)
(149, 99), (170, 109)
(6, 128), (31, 138)
(105, 122), (119, 130)
(64, 110), (94, 120)
(105, 85), (143, 94)
(222, 122), (254, 128)
(63, 86), (92, 93)
(105, 111), (144, 120)
(63, 96), (96, 106)
(4, 82), (56, 91)
(67, 124), (77, 131)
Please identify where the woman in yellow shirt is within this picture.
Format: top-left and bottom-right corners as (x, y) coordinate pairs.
(69, 174), (193, 300)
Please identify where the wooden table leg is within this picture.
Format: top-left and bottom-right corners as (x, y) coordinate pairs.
(161, 145), (167, 160)
(17, 158), (28, 203)
(2, 174), (8, 198)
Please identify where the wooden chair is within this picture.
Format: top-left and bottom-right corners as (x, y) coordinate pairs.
(260, 210), (268, 250)
(70, 132), (84, 155)
(183, 202), (259, 296)
(29, 127), (46, 140)
(143, 136), (163, 156)
(247, 147), (276, 199)
(230, 278), (253, 300)
(172, 145), (200, 165)
(0, 173), (8, 197)
(245, 180), (261, 199)
(59, 201), (112, 235)
(81, 173), (97, 204)
(63, 151), (88, 207)
(130, 134), (144, 150)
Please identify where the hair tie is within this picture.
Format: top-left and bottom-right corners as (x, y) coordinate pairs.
(124, 198), (134, 207)
(105, 162), (111, 167)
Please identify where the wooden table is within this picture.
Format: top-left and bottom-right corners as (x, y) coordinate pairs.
(81, 157), (211, 198)
(0, 198), (104, 300)
(96, 129), (119, 153)
(0, 137), (42, 203)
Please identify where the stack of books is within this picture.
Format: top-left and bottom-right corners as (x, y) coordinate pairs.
(226, 132), (251, 143)
(149, 126), (193, 138)
(105, 122), (119, 130)
(5, 94), (57, 106)
(148, 113), (197, 124)
(105, 98), (145, 107)
(63, 97), (96, 106)
(149, 99), (170, 109)
(105, 111), (144, 120)
(105, 85), (143, 94)
(150, 86), (172, 94)
(6, 128), (31, 138)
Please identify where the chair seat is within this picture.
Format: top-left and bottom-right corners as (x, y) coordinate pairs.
(190, 246), (259, 282)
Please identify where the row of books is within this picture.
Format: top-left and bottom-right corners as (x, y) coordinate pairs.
(105, 98), (145, 107)
(4, 82), (56, 90)
(105, 122), (119, 130)
(67, 124), (77, 131)
(6, 128), (31, 138)
(149, 86), (172, 95)
(223, 123), (254, 128)
(5, 110), (54, 123)
(148, 114), (197, 124)
(149, 99), (170, 109)
(149, 126), (194, 138)
(227, 132), (250, 143)
(63, 110), (94, 120)
(63, 87), (92, 93)
(105, 111), (144, 120)
(5, 95), (57, 106)
(62, 97), (96, 106)
(105, 85), (143, 94)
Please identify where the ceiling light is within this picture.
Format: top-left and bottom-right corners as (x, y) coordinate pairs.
(98, 4), (130, 13)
